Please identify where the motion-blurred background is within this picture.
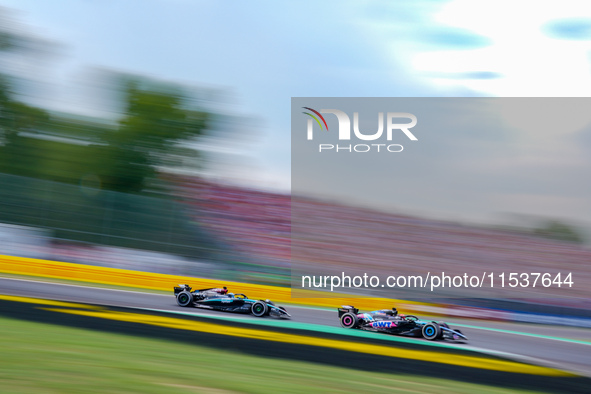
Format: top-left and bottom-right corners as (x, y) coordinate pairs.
(2, 3), (591, 393)
(0, 1), (590, 304)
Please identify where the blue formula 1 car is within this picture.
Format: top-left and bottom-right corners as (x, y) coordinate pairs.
(174, 284), (291, 318)
(338, 305), (467, 341)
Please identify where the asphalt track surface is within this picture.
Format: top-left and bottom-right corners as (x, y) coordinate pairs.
(2, 277), (591, 389)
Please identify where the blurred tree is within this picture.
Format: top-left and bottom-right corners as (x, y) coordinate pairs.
(0, 9), (210, 193)
(0, 75), (50, 178)
(533, 220), (583, 244)
(89, 78), (209, 193)
(0, 70), (209, 194)
(0, 13), (55, 179)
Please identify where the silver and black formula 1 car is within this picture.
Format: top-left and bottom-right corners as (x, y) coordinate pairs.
(338, 305), (467, 341)
(174, 284), (291, 318)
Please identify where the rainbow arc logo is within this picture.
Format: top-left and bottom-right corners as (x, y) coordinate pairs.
(302, 107), (329, 131)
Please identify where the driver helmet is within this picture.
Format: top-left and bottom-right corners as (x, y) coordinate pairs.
(392, 307), (398, 316)
(220, 286), (228, 295)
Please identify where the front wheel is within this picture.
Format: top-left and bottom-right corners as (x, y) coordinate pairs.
(422, 323), (441, 340)
(176, 291), (193, 307)
(251, 301), (268, 317)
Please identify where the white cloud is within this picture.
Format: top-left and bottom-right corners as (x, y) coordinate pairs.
(414, 0), (591, 96)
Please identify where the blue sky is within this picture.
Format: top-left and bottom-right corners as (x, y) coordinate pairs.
(2, 0), (591, 229)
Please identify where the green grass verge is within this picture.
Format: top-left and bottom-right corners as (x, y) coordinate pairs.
(0, 316), (536, 394)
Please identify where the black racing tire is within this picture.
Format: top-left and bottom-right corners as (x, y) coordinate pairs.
(422, 323), (441, 340)
(176, 291), (193, 307)
(340, 312), (359, 329)
(251, 301), (268, 317)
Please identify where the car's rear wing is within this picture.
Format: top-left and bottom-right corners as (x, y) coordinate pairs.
(174, 284), (192, 294)
(338, 305), (359, 317)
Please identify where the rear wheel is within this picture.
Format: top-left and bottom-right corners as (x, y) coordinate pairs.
(340, 312), (359, 329)
(251, 301), (268, 317)
(422, 323), (441, 340)
(176, 291), (193, 307)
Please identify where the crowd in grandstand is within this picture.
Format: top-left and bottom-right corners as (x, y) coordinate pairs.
(178, 177), (591, 300)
